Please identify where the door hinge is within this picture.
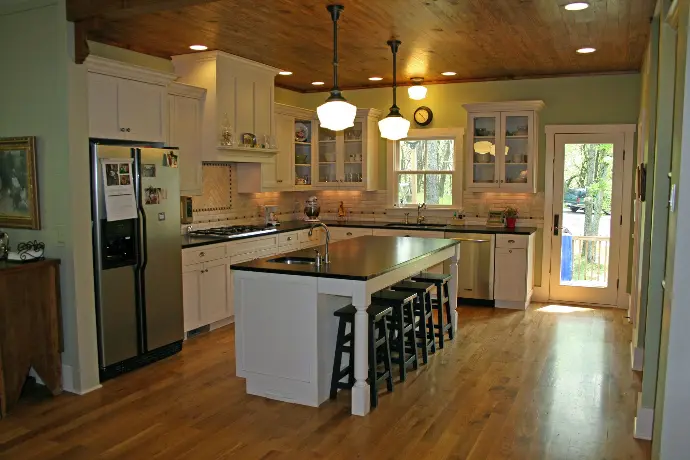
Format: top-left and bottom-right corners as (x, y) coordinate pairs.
(623, 150), (626, 160)
(620, 215), (623, 225)
(617, 279), (620, 289)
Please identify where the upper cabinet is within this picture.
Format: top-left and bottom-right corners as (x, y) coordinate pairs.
(314, 108), (381, 191)
(172, 51), (279, 164)
(169, 82), (207, 196)
(463, 101), (544, 193)
(85, 56), (176, 143)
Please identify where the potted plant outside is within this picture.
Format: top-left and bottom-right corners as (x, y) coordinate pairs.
(504, 206), (519, 229)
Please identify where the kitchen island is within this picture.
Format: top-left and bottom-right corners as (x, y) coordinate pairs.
(231, 235), (460, 416)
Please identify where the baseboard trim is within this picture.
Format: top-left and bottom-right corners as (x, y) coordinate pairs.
(631, 343), (644, 371)
(210, 315), (235, 331)
(618, 292), (631, 310)
(62, 364), (102, 395)
(532, 285), (549, 303)
(634, 402), (654, 440)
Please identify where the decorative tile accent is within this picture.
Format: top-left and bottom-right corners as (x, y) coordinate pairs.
(192, 163), (232, 212)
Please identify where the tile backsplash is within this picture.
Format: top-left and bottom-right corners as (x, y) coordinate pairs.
(184, 164), (544, 231)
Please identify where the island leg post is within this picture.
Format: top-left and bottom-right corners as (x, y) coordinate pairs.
(351, 288), (371, 416)
(449, 244), (460, 335)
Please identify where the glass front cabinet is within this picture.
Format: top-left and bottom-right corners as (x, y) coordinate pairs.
(463, 101), (544, 193)
(315, 108), (381, 191)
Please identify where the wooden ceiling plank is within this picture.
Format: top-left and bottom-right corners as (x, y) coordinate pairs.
(67, 0), (222, 22)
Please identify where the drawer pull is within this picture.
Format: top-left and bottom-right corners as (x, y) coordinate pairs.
(508, 239), (515, 244)
(199, 252), (205, 257)
(346, 232), (353, 236)
(287, 236), (293, 241)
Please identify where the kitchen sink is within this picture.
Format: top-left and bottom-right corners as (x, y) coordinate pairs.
(268, 256), (317, 265)
(385, 223), (447, 228)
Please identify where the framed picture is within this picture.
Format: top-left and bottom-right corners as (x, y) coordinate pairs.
(0, 137), (40, 229)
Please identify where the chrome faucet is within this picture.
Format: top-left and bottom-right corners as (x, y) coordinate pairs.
(404, 212), (410, 224)
(417, 203), (427, 224)
(308, 222), (330, 264)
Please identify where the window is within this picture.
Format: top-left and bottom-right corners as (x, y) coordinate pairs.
(389, 129), (463, 207)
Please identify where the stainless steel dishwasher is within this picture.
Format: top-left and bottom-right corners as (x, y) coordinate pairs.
(444, 232), (495, 301)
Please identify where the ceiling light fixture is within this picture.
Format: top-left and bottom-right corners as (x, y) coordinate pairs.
(316, 4), (357, 131)
(577, 47), (596, 54)
(189, 45), (208, 51)
(279, 71), (293, 76)
(379, 39), (410, 141)
(564, 2), (589, 11)
(369, 77), (383, 81)
(441, 71), (457, 76)
(408, 77), (427, 100)
(312, 81), (325, 85)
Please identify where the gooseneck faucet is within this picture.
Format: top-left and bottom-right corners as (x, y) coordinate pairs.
(308, 222), (330, 264)
(417, 203), (427, 224)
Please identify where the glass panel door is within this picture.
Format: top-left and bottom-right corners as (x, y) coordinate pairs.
(502, 112), (532, 188)
(294, 119), (312, 186)
(549, 133), (624, 306)
(470, 113), (499, 187)
(317, 126), (337, 185)
(342, 121), (363, 184)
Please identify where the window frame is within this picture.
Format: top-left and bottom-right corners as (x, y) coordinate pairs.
(387, 128), (464, 209)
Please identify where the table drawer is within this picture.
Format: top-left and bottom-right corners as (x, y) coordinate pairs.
(496, 234), (528, 249)
(182, 244), (227, 266)
(278, 232), (299, 245)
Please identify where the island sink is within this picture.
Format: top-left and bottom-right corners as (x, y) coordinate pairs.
(268, 256), (318, 265)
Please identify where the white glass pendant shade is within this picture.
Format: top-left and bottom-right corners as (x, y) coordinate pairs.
(317, 100), (357, 131)
(408, 85), (427, 100)
(379, 115), (410, 141)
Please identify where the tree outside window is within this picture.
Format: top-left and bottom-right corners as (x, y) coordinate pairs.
(396, 138), (455, 206)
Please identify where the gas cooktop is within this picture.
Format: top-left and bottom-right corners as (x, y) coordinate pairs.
(188, 225), (277, 240)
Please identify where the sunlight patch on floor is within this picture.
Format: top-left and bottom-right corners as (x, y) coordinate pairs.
(537, 304), (594, 313)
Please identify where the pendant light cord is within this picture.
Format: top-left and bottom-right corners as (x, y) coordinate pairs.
(328, 5), (344, 92)
(387, 39), (402, 115)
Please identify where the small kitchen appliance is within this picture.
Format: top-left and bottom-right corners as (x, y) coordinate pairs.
(304, 196), (321, 222)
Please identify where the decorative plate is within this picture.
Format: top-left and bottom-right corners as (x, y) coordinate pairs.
(295, 123), (309, 142)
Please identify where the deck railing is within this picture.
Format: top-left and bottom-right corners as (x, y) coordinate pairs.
(562, 235), (610, 285)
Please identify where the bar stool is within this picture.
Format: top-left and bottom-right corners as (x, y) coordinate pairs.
(372, 290), (419, 382)
(329, 303), (394, 408)
(391, 281), (436, 363)
(412, 272), (454, 348)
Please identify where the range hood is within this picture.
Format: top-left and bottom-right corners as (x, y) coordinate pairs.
(172, 51), (279, 164)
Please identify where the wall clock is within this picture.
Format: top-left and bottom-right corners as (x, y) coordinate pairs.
(414, 106), (433, 126)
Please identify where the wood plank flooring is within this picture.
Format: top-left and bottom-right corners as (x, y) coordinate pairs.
(0, 304), (651, 460)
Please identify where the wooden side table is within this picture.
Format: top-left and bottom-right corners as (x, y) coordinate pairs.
(0, 259), (62, 417)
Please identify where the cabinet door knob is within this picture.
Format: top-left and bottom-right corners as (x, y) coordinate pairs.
(509, 250), (512, 254)
(494, 180), (498, 183)
(199, 252), (205, 257)
(120, 128), (126, 132)
(277, 180), (283, 183)
(287, 236), (293, 241)
(126, 128), (131, 132)
(500, 180), (504, 183)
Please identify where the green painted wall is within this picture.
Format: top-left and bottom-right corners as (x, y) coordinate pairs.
(0, 1), (99, 392)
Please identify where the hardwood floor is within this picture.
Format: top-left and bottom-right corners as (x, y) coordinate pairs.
(0, 304), (650, 460)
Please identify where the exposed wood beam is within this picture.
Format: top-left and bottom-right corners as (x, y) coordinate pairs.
(67, 0), (220, 22)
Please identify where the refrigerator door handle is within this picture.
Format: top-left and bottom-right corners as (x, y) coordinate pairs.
(133, 149), (148, 271)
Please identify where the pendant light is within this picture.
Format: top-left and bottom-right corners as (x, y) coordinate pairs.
(379, 39), (410, 141)
(408, 77), (427, 100)
(317, 4), (357, 131)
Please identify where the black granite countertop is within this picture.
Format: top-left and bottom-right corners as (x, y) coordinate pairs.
(230, 236), (459, 280)
(181, 220), (538, 249)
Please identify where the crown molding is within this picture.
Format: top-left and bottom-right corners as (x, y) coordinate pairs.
(462, 100), (546, 113)
(172, 51), (280, 75)
(84, 55), (177, 86)
(275, 103), (315, 119)
(168, 82), (207, 99)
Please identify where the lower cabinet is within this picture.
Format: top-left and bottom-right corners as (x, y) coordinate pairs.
(182, 258), (232, 332)
(329, 227), (372, 242)
(493, 234), (535, 310)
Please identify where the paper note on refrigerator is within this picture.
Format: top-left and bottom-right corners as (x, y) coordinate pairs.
(101, 159), (138, 221)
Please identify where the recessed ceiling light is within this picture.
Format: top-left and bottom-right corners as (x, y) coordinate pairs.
(312, 81), (325, 86)
(369, 77), (383, 81)
(577, 47), (596, 54)
(441, 71), (457, 76)
(189, 45), (208, 51)
(278, 71), (293, 76)
(564, 2), (589, 11)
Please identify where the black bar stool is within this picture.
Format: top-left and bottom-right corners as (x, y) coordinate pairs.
(372, 290), (419, 382)
(329, 303), (394, 408)
(391, 281), (436, 363)
(412, 272), (454, 348)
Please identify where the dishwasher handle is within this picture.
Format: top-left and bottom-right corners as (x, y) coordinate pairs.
(451, 237), (491, 243)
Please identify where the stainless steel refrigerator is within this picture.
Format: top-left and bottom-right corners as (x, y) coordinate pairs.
(90, 139), (184, 381)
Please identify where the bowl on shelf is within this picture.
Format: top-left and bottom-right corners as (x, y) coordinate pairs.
(474, 152), (491, 163)
(295, 154), (308, 164)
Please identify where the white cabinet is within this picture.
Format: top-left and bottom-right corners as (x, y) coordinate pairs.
(169, 83), (206, 196)
(493, 234), (535, 310)
(315, 108), (381, 191)
(329, 227), (373, 242)
(372, 229), (445, 238)
(87, 71), (168, 143)
(202, 258), (233, 324)
(463, 101), (544, 193)
(182, 263), (203, 331)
